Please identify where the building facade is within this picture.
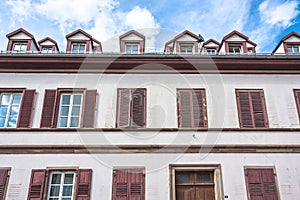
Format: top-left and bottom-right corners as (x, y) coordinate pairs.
(0, 28), (300, 200)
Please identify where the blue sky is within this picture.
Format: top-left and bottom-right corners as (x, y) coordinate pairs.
(0, 0), (299, 52)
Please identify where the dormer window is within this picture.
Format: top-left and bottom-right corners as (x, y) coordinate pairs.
(71, 43), (86, 54)
(41, 47), (52, 53)
(12, 42), (27, 53)
(180, 44), (194, 54)
(229, 45), (241, 54)
(206, 49), (216, 55)
(287, 45), (299, 54)
(125, 44), (139, 54)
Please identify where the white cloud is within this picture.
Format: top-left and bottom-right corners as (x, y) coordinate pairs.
(259, 0), (300, 28)
(125, 6), (159, 29)
(6, 0), (32, 27)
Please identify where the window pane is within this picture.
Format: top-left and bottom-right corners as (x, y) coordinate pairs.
(62, 95), (71, 105)
(58, 117), (68, 127)
(70, 117), (79, 127)
(64, 174), (74, 184)
(0, 106), (8, 117)
(10, 106), (20, 116)
(176, 173), (191, 184)
(62, 186), (73, 196)
(60, 106), (69, 116)
(49, 198), (59, 200)
(51, 174), (62, 184)
(71, 106), (80, 116)
(72, 44), (79, 52)
(0, 117), (5, 127)
(1, 94), (11, 105)
(73, 95), (82, 104)
(295, 47), (299, 53)
(7, 117), (17, 127)
(20, 44), (27, 51)
(62, 198), (71, 200)
(12, 95), (21, 104)
(197, 173), (212, 183)
(79, 44), (85, 53)
(50, 186), (60, 196)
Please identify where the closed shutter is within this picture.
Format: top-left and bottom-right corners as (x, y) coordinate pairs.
(236, 90), (268, 128)
(245, 168), (279, 200)
(18, 89), (35, 128)
(117, 89), (131, 128)
(27, 169), (46, 200)
(82, 90), (97, 128)
(40, 90), (57, 128)
(131, 89), (146, 127)
(0, 169), (9, 200)
(294, 90), (300, 120)
(112, 169), (144, 200)
(75, 169), (92, 200)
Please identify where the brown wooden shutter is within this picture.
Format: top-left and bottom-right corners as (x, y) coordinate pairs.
(251, 92), (268, 128)
(27, 169), (46, 200)
(178, 90), (192, 128)
(128, 169), (144, 200)
(245, 168), (279, 200)
(132, 89), (146, 127)
(192, 90), (207, 128)
(82, 90), (97, 128)
(113, 169), (128, 200)
(117, 89), (131, 128)
(294, 90), (300, 120)
(40, 90), (57, 128)
(18, 89), (35, 128)
(0, 169), (9, 200)
(75, 169), (92, 200)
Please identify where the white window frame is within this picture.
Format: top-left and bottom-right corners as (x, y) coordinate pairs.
(47, 171), (76, 200)
(0, 93), (22, 128)
(71, 43), (86, 54)
(125, 44), (140, 54)
(180, 44), (194, 54)
(57, 93), (83, 128)
(42, 47), (53, 53)
(206, 49), (216, 55)
(287, 45), (299, 54)
(229, 45), (242, 54)
(12, 43), (27, 53)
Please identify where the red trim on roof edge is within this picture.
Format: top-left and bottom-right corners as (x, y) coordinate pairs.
(272, 31), (300, 53)
(65, 29), (93, 39)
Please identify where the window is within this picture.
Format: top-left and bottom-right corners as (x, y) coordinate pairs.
(112, 168), (145, 200)
(40, 89), (97, 128)
(177, 89), (207, 128)
(247, 48), (253, 55)
(57, 93), (83, 128)
(71, 43), (86, 53)
(0, 168), (10, 200)
(293, 90), (300, 121)
(206, 49), (216, 55)
(244, 168), (279, 200)
(180, 44), (194, 54)
(236, 90), (268, 128)
(27, 169), (92, 200)
(0, 89), (35, 128)
(12, 42), (27, 53)
(229, 45), (241, 54)
(42, 47), (53, 53)
(287, 45), (299, 54)
(116, 88), (146, 128)
(170, 165), (223, 200)
(125, 44), (139, 54)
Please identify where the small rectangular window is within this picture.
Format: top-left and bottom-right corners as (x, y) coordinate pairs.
(206, 49), (216, 55)
(12, 43), (27, 53)
(0, 168), (10, 200)
(125, 44), (139, 54)
(229, 45), (241, 54)
(71, 43), (86, 53)
(47, 171), (75, 200)
(180, 44), (193, 54)
(0, 93), (22, 128)
(287, 45), (299, 54)
(42, 47), (53, 53)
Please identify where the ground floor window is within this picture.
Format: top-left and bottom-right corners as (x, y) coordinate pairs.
(170, 165), (223, 200)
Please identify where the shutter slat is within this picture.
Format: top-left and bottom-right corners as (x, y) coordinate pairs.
(251, 92), (266, 128)
(128, 169), (144, 200)
(118, 89), (131, 128)
(113, 169), (128, 200)
(238, 92), (254, 128)
(27, 169), (46, 200)
(82, 90), (97, 128)
(40, 90), (57, 128)
(132, 89), (146, 127)
(178, 90), (192, 128)
(192, 91), (205, 127)
(18, 89), (35, 128)
(0, 169), (9, 200)
(75, 169), (92, 200)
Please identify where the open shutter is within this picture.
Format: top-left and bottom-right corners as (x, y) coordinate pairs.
(75, 169), (92, 200)
(0, 169), (9, 200)
(132, 89), (146, 127)
(117, 89), (131, 128)
(27, 169), (46, 200)
(113, 169), (128, 200)
(251, 92), (268, 128)
(40, 90), (57, 128)
(261, 169), (278, 200)
(237, 91), (253, 128)
(192, 90), (207, 128)
(178, 90), (192, 128)
(128, 169), (144, 200)
(82, 90), (97, 128)
(18, 89), (35, 128)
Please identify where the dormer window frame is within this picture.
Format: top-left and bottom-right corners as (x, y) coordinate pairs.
(69, 40), (90, 54)
(284, 42), (300, 54)
(121, 40), (144, 54)
(226, 42), (247, 55)
(178, 42), (195, 54)
(9, 40), (31, 53)
(40, 45), (55, 54)
(125, 43), (140, 54)
(205, 47), (218, 55)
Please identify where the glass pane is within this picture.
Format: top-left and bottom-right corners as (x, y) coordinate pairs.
(64, 174), (74, 184)
(71, 106), (80, 116)
(10, 106), (20, 116)
(62, 198), (71, 200)
(70, 117), (79, 127)
(60, 106), (69, 116)
(295, 47), (299, 53)
(288, 46), (292, 53)
(72, 44), (79, 52)
(7, 117), (17, 127)
(20, 44), (27, 51)
(50, 186), (60, 196)
(0, 106), (8, 116)
(49, 198), (59, 200)
(58, 117), (68, 127)
(13, 44), (20, 51)
(62, 95), (71, 105)
(176, 173), (191, 184)
(12, 95), (21, 104)
(51, 174), (62, 184)
(0, 117), (5, 127)
(73, 95), (82, 104)
(125, 45), (131, 53)
(132, 45), (138, 53)
(79, 44), (85, 53)
(62, 186), (73, 196)
(1, 94), (11, 105)
(197, 173), (212, 183)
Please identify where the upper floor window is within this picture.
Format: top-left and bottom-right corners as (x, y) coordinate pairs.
(0, 93), (22, 128)
(71, 43), (86, 53)
(125, 44), (139, 54)
(206, 49), (216, 55)
(180, 44), (193, 54)
(247, 48), (253, 55)
(0, 168), (10, 200)
(236, 89), (268, 128)
(42, 47), (53, 53)
(12, 42), (27, 53)
(177, 89), (207, 128)
(229, 45), (241, 54)
(116, 88), (146, 128)
(287, 45), (299, 54)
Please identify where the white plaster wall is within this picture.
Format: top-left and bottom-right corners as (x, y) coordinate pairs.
(246, 42), (254, 48)
(285, 35), (300, 42)
(121, 33), (143, 41)
(176, 35), (198, 42)
(219, 44), (226, 53)
(29, 40), (38, 51)
(10, 32), (31, 40)
(204, 41), (218, 47)
(40, 40), (55, 46)
(226, 34), (246, 42)
(69, 33), (90, 40)
(274, 43), (285, 54)
(1, 153), (300, 200)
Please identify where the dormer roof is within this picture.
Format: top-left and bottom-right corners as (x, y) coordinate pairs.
(38, 37), (60, 51)
(6, 28), (34, 39)
(202, 39), (220, 46)
(6, 28), (39, 52)
(65, 29), (93, 39)
(272, 31), (300, 53)
(219, 30), (256, 50)
(119, 30), (146, 40)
